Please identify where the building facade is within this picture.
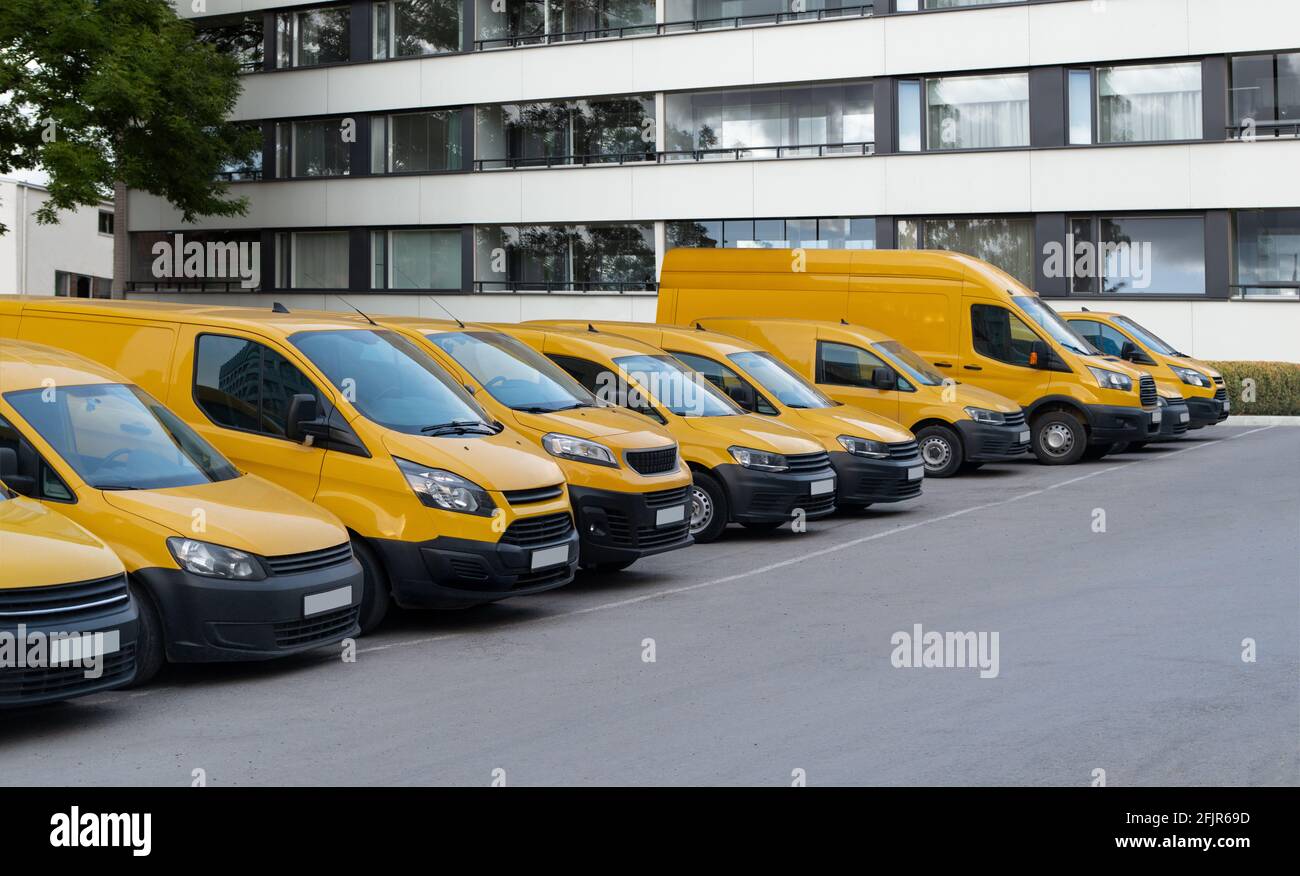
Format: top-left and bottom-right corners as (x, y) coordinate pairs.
(0, 178), (115, 297)
(125, 0), (1300, 361)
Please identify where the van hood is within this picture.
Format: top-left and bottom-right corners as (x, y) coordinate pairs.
(382, 429), (565, 493)
(1078, 353), (1147, 379)
(0, 496), (124, 589)
(783, 407), (914, 444)
(951, 383), (1022, 412)
(1171, 356), (1221, 379)
(682, 414), (823, 455)
(509, 407), (676, 451)
(100, 474), (347, 557)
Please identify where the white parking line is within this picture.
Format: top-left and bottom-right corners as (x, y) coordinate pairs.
(357, 427), (1276, 655)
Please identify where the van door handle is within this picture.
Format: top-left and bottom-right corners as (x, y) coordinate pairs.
(963, 365), (983, 371)
(933, 361), (953, 368)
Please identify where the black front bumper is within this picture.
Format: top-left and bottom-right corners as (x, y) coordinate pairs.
(713, 463), (838, 523)
(1185, 395), (1230, 429)
(1, 596), (139, 708)
(1152, 401), (1191, 441)
(375, 524), (578, 609)
(1086, 404), (1161, 444)
(137, 558), (363, 663)
(955, 419), (1032, 461)
(570, 485), (693, 566)
(828, 451), (923, 504)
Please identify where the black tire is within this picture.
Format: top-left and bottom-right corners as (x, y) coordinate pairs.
(1031, 410), (1088, 465)
(916, 424), (964, 478)
(688, 470), (729, 544)
(352, 537), (390, 635)
(959, 461), (985, 473)
(1082, 442), (1113, 460)
(580, 559), (637, 573)
(126, 580), (164, 687)
(740, 520), (784, 532)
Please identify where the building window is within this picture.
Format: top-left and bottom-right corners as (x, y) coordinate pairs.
(276, 6), (351, 68)
(276, 231), (351, 290)
(474, 223), (655, 292)
(1236, 209), (1300, 299)
(667, 217), (876, 250)
(897, 0), (1018, 9)
(371, 110), (464, 173)
(897, 217), (1035, 285)
(1097, 62), (1202, 143)
(924, 72), (1029, 150)
(98, 210), (114, 235)
(1229, 52), (1300, 136)
(475, 0), (655, 49)
(217, 124), (265, 181)
(664, 0), (869, 30)
(196, 14), (265, 72)
(897, 79), (922, 152)
(276, 119), (352, 177)
(371, 229), (462, 289)
(476, 96), (654, 169)
(1068, 215), (1206, 295)
(664, 82), (875, 158)
(374, 0), (463, 58)
(1068, 69), (1093, 145)
(54, 271), (111, 299)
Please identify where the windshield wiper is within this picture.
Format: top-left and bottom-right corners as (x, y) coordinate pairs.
(515, 402), (593, 413)
(420, 419), (496, 436)
(96, 484), (141, 491)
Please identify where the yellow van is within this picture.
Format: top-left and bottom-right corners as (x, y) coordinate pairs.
(0, 298), (578, 629)
(0, 339), (361, 684)
(686, 318), (1029, 478)
(657, 248), (1161, 465)
(493, 323), (837, 542)
(374, 317), (693, 573)
(0, 484), (139, 706)
(530, 320), (926, 508)
(1061, 310), (1229, 431)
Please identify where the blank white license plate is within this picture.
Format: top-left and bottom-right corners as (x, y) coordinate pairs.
(908, 466), (924, 481)
(51, 630), (120, 666)
(1019, 430), (1031, 442)
(530, 545), (569, 570)
(1224, 399), (1231, 412)
(304, 585), (353, 617)
(1179, 411), (1190, 423)
(1151, 410), (1162, 424)
(656, 504), (686, 527)
(810, 478), (835, 496)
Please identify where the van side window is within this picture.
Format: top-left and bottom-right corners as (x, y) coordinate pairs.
(195, 334), (321, 438)
(546, 354), (606, 395)
(1071, 320), (1129, 358)
(547, 353), (666, 424)
(971, 304), (1039, 367)
(817, 341), (889, 388)
(0, 415), (74, 503)
(670, 351), (777, 415)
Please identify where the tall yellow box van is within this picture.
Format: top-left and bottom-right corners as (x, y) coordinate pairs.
(0, 484), (139, 706)
(657, 248), (1161, 465)
(374, 317), (693, 573)
(0, 339), (362, 684)
(530, 320), (926, 508)
(1061, 310), (1229, 431)
(0, 299), (579, 629)
(688, 318), (1029, 478)
(493, 323), (837, 542)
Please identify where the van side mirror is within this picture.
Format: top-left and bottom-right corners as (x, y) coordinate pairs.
(1029, 340), (1051, 369)
(285, 393), (320, 443)
(871, 367), (897, 391)
(0, 446), (36, 496)
(1119, 341), (1141, 362)
(726, 382), (757, 411)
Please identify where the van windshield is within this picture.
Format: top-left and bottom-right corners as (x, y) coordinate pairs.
(612, 355), (741, 418)
(5, 383), (239, 490)
(727, 351), (834, 408)
(875, 341), (945, 386)
(1013, 296), (1095, 355)
(1112, 316), (1183, 356)
(291, 329), (494, 436)
(427, 331), (597, 413)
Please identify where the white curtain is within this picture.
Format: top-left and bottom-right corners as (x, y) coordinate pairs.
(293, 232), (350, 289)
(1099, 63), (1203, 142)
(927, 75), (1029, 149)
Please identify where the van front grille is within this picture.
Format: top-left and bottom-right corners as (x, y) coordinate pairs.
(786, 451), (832, 472)
(0, 643), (136, 703)
(1139, 375), (1157, 407)
(503, 484), (564, 505)
(644, 486), (690, 508)
(626, 447), (678, 476)
(0, 574), (130, 627)
(887, 441), (920, 460)
(1002, 410), (1027, 427)
(500, 512), (574, 548)
(1215, 386), (1228, 402)
(264, 543), (353, 576)
(272, 606), (359, 648)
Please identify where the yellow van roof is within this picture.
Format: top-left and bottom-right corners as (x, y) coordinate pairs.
(0, 338), (126, 392)
(704, 317), (897, 347)
(532, 320), (760, 357)
(660, 247), (1016, 286)
(6, 295), (375, 337)
(488, 322), (669, 361)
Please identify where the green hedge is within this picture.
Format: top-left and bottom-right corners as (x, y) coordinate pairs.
(1204, 361), (1300, 417)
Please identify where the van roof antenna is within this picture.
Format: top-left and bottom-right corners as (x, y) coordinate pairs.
(587, 323), (598, 333)
(1081, 306), (1090, 312)
(694, 322), (706, 331)
(840, 318), (849, 325)
(425, 296), (464, 328)
(335, 295), (377, 326)
(272, 302), (290, 314)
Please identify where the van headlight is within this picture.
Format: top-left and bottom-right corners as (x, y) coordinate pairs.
(167, 538), (264, 580)
(837, 435), (889, 458)
(963, 407), (1006, 425)
(1170, 365), (1210, 388)
(1087, 366), (1132, 392)
(542, 433), (618, 468)
(396, 458), (495, 516)
(728, 446), (789, 472)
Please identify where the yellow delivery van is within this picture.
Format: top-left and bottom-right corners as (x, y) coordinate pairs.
(375, 317), (693, 573)
(493, 323), (836, 542)
(0, 298), (578, 630)
(0, 338), (361, 683)
(530, 320), (926, 507)
(0, 483), (139, 705)
(657, 248), (1161, 465)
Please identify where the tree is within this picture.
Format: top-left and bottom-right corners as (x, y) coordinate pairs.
(0, 0), (260, 289)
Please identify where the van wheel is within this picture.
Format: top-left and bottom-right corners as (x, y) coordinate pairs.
(1031, 411), (1087, 465)
(916, 424), (964, 478)
(352, 538), (390, 635)
(126, 580), (164, 687)
(689, 471), (729, 544)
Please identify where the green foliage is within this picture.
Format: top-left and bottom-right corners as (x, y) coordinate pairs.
(0, 0), (259, 231)
(1206, 361), (1300, 417)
